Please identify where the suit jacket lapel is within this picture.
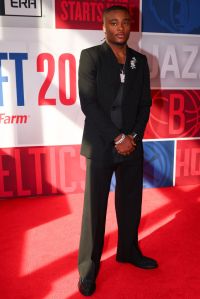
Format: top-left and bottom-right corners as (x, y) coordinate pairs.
(101, 42), (120, 80)
(100, 42), (121, 101)
(123, 47), (139, 102)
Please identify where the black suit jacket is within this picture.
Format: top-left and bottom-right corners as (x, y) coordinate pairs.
(78, 42), (152, 162)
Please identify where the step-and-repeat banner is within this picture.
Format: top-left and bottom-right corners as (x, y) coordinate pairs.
(0, 0), (200, 198)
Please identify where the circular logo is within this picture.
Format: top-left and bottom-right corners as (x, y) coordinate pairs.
(147, 90), (200, 138)
(143, 141), (173, 187)
(150, 0), (199, 33)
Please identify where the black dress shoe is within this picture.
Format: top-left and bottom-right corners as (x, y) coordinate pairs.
(78, 277), (96, 296)
(116, 255), (158, 269)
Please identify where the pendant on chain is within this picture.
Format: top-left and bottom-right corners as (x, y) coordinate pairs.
(120, 71), (125, 83)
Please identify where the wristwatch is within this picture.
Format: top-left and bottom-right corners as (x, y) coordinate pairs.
(132, 132), (140, 143)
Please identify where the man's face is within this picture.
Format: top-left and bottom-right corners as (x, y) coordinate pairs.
(103, 10), (131, 45)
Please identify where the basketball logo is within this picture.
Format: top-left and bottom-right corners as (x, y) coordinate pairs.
(149, 0), (199, 33)
(143, 141), (174, 188)
(145, 90), (200, 138)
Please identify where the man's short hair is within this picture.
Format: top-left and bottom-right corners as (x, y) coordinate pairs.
(103, 5), (130, 23)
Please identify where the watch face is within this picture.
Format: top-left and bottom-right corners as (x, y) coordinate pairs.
(134, 134), (140, 143)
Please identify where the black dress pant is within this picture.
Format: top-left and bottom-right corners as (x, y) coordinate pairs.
(78, 146), (143, 280)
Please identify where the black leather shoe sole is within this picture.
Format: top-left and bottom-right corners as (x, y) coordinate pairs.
(78, 278), (96, 296)
(116, 256), (158, 269)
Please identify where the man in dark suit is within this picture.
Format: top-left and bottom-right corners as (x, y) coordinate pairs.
(78, 5), (158, 296)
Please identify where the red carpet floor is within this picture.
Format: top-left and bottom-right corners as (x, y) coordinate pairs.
(0, 185), (200, 299)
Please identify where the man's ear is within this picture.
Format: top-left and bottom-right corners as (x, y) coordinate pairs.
(103, 24), (106, 34)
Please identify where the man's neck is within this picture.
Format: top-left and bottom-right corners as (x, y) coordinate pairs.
(106, 41), (127, 64)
